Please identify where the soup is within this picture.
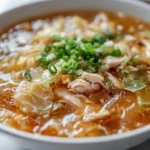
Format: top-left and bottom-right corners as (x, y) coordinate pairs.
(0, 10), (150, 138)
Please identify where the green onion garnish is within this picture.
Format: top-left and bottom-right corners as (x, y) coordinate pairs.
(40, 57), (49, 67)
(24, 70), (32, 81)
(48, 64), (57, 75)
(34, 54), (43, 61)
(34, 32), (124, 76)
(92, 34), (106, 45)
(44, 45), (52, 52)
(111, 48), (121, 57)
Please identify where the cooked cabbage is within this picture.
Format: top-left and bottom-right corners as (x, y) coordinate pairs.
(14, 81), (54, 115)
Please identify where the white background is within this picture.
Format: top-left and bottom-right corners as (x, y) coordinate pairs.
(0, 0), (149, 150)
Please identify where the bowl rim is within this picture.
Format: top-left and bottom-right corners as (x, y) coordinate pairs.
(1, 123), (150, 144)
(0, 0), (150, 144)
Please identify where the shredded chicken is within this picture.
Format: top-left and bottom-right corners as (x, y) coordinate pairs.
(54, 88), (83, 109)
(80, 72), (106, 89)
(83, 110), (110, 122)
(106, 72), (123, 89)
(126, 66), (138, 72)
(68, 72), (106, 94)
(104, 55), (128, 68)
(68, 79), (92, 94)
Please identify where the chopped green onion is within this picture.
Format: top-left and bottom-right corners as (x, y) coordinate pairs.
(70, 50), (80, 57)
(40, 57), (49, 67)
(34, 33), (126, 75)
(48, 64), (57, 75)
(111, 48), (121, 57)
(97, 59), (102, 65)
(81, 38), (89, 43)
(92, 34), (106, 45)
(46, 53), (56, 61)
(24, 70), (32, 81)
(93, 42), (101, 48)
(44, 45), (52, 52)
(68, 69), (76, 74)
(87, 65), (96, 73)
(51, 35), (62, 42)
(125, 61), (133, 66)
(62, 55), (69, 61)
(65, 45), (71, 51)
(55, 48), (64, 58)
(40, 51), (48, 57)
(70, 54), (77, 59)
(103, 30), (116, 39)
(34, 54), (43, 61)
(87, 57), (94, 64)
(67, 39), (77, 48)
(53, 41), (65, 48)
(84, 43), (94, 51)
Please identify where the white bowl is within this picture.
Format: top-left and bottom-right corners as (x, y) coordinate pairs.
(0, 0), (150, 150)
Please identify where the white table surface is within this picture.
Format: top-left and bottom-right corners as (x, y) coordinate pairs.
(0, 0), (150, 150)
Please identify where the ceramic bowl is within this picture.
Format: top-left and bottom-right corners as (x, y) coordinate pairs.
(0, 0), (150, 150)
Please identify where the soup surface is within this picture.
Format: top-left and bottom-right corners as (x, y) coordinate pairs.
(0, 10), (150, 137)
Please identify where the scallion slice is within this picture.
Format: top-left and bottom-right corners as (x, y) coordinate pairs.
(44, 45), (52, 52)
(34, 54), (43, 61)
(48, 64), (57, 75)
(24, 70), (32, 81)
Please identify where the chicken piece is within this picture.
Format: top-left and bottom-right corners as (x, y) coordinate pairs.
(115, 42), (130, 56)
(54, 88), (83, 109)
(55, 88), (93, 110)
(80, 72), (106, 89)
(106, 72), (123, 89)
(68, 72), (106, 94)
(14, 81), (54, 115)
(83, 110), (110, 122)
(68, 79), (92, 94)
(126, 66), (138, 72)
(103, 55), (128, 68)
(118, 65), (138, 74)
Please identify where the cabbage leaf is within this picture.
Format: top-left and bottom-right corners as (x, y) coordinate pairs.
(124, 71), (147, 93)
(136, 86), (150, 106)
